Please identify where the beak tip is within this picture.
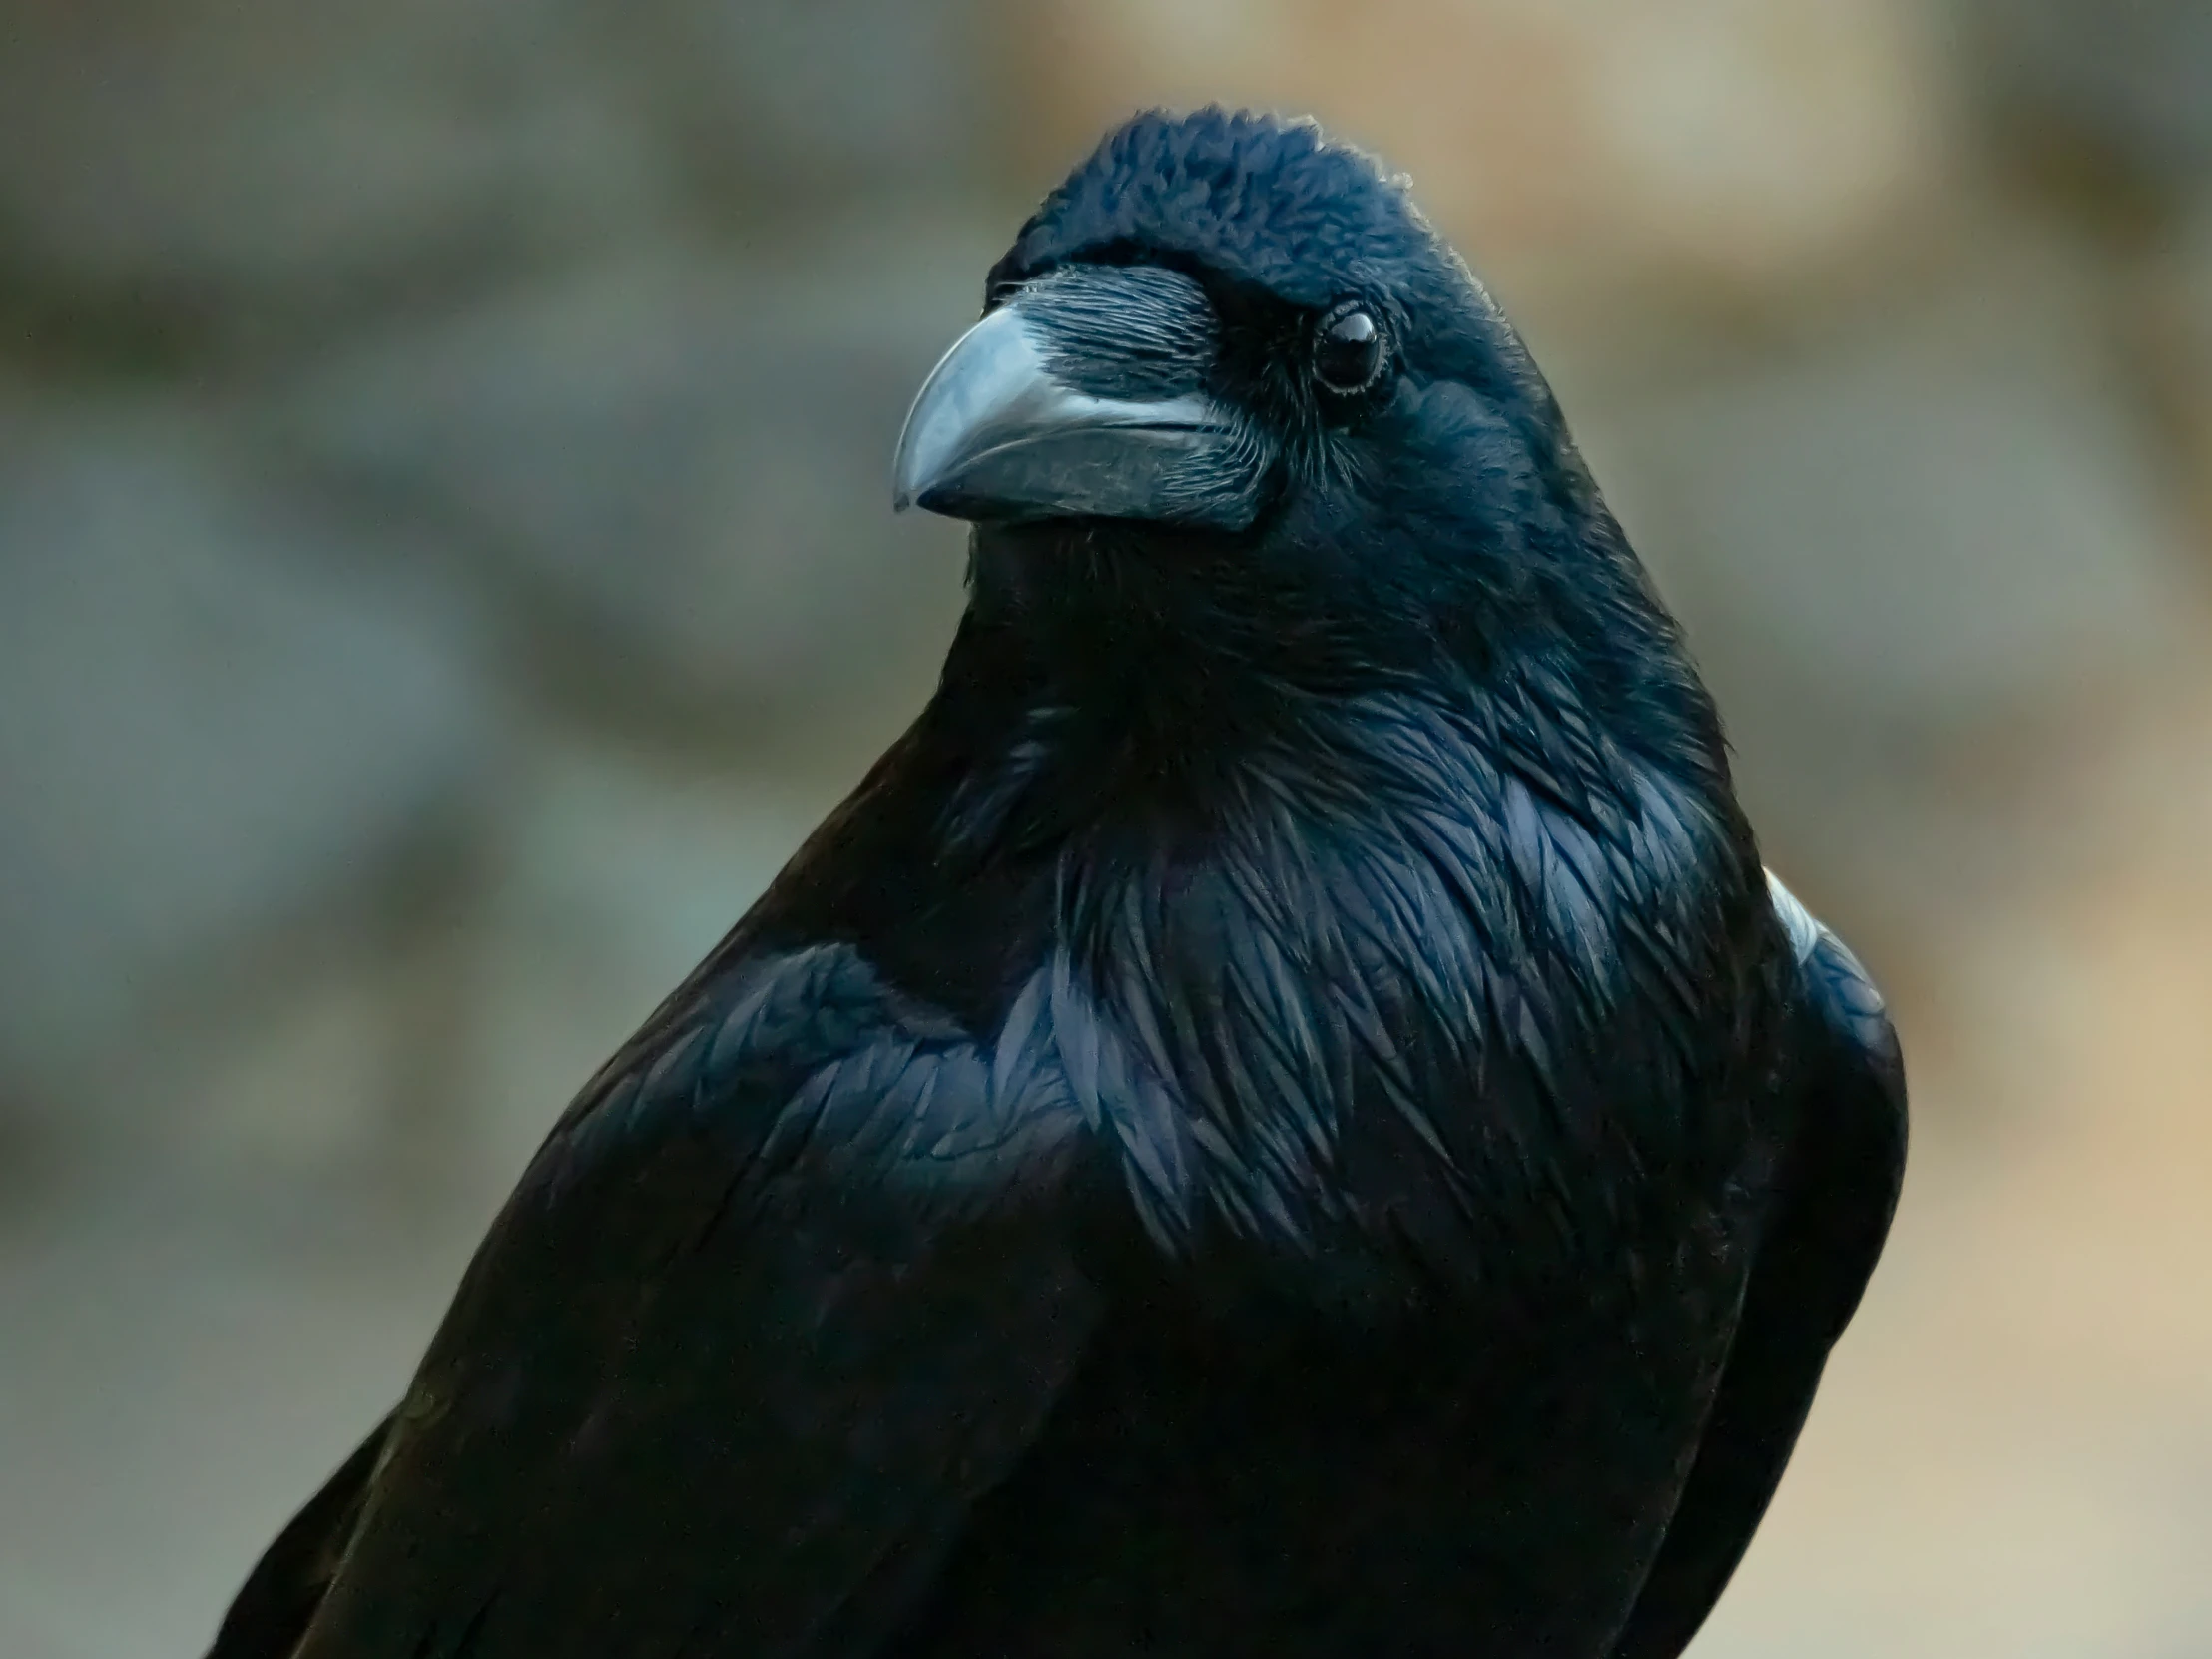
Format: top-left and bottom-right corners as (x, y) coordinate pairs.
(890, 421), (934, 517)
(892, 468), (942, 517)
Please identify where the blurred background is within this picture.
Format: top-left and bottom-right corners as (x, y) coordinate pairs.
(3, 2), (2210, 1654)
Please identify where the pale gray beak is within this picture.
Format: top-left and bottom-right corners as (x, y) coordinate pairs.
(891, 267), (1264, 530)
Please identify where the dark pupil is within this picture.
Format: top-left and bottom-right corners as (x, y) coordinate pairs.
(1315, 309), (1381, 390)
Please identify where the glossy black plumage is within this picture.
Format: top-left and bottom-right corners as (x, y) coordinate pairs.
(208, 108), (1906, 1659)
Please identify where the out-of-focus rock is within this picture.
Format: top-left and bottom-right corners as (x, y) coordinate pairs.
(0, 401), (501, 1094)
(999, 0), (1953, 304)
(279, 230), (980, 725)
(0, 0), (671, 321)
(1963, 0), (2212, 196)
(623, 0), (992, 212)
(2134, 191), (2212, 542)
(1574, 244), (2203, 876)
(1945, 4), (2212, 557)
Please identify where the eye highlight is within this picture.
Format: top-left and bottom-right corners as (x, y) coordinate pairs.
(1312, 302), (1385, 394)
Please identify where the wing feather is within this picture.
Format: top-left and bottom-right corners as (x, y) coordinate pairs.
(1609, 875), (1908, 1659)
(210, 946), (1100, 1659)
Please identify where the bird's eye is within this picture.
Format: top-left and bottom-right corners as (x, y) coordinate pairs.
(1313, 304), (1384, 394)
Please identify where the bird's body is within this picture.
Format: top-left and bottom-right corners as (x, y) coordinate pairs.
(208, 110), (1905, 1659)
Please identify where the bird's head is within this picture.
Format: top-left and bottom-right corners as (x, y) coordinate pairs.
(894, 108), (1659, 687)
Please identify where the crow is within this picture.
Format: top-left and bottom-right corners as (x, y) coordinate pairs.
(206, 108), (1906, 1659)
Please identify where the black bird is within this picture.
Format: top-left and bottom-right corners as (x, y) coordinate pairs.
(208, 109), (1906, 1659)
